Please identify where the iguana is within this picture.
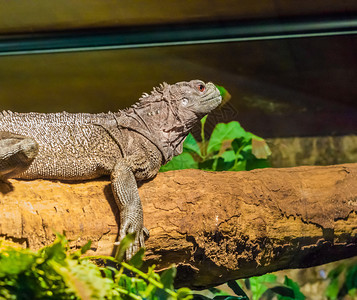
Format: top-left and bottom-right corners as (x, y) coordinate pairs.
(0, 80), (221, 259)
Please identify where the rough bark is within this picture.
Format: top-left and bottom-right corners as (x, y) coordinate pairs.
(1, 164), (357, 289)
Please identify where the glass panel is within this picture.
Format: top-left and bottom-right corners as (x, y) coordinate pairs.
(1, 35), (356, 137)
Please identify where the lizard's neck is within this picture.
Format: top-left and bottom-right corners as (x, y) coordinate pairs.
(115, 104), (195, 164)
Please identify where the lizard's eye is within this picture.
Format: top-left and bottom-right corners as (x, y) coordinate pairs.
(198, 84), (205, 92)
(181, 98), (189, 106)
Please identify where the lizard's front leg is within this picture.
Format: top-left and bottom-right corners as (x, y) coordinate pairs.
(0, 132), (39, 182)
(111, 158), (146, 260)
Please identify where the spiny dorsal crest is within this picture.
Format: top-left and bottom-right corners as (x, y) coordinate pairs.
(133, 82), (170, 108)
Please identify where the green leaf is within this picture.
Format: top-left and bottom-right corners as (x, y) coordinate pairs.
(227, 280), (249, 298)
(160, 152), (198, 172)
(192, 294), (213, 300)
(215, 153), (235, 171)
(326, 264), (346, 299)
(241, 143), (252, 154)
(328, 263), (345, 279)
(213, 296), (245, 300)
(229, 160), (247, 171)
(207, 122), (247, 155)
(114, 232), (136, 262)
(221, 150), (237, 162)
(246, 158), (270, 171)
(346, 265), (357, 292)
(41, 239), (67, 264)
(129, 247), (145, 269)
(80, 240), (92, 255)
(215, 85), (231, 105)
(53, 260), (112, 300)
(156, 267), (177, 299)
(101, 267), (114, 279)
(134, 277), (148, 293)
(198, 159), (215, 170)
(250, 274), (278, 300)
(348, 288), (357, 297)
(0, 250), (35, 277)
(280, 276), (305, 300)
(141, 282), (157, 299)
(271, 285), (295, 299)
(216, 85), (228, 97)
(176, 287), (193, 300)
(160, 267), (176, 290)
(231, 137), (247, 154)
(325, 277), (340, 300)
(183, 133), (202, 157)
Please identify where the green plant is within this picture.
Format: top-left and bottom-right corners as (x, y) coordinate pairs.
(192, 275), (305, 300)
(160, 116), (271, 172)
(0, 234), (192, 300)
(325, 262), (357, 299)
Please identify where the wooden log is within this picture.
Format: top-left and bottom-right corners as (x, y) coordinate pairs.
(1, 164), (357, 289)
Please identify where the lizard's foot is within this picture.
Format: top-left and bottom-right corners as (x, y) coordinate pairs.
(114, 222), (149, 260)
(114, 226), (149, 243)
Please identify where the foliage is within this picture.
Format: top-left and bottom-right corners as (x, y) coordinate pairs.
(0, 234), (192, 300)
(2, 237), (355, 300)
(192, 274), (305, 300)
(325, 262), (357, 299)
(197, 261), (357, 300)
(160, 116), (271, 172)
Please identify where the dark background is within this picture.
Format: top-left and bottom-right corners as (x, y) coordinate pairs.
(0, 0), (356, 138)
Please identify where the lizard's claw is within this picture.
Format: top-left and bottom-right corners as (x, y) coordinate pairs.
(143, 227), (150, 239)
(123, 227), (145, 261)
(114, 217), (149, 261)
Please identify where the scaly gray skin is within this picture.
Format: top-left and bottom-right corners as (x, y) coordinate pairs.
(0, 80), (221, 258)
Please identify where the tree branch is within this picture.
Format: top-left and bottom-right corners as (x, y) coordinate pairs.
(1, 164), (357, 288)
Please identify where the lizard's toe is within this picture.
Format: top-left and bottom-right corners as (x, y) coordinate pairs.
(143, 227), (150, 239)
(126, 240), (141, 261)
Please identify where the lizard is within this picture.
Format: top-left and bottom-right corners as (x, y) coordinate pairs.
(0, 80), (222, 259)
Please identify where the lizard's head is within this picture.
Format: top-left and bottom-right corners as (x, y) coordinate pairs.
(136, 80), (221, 126)
(170, 80), (222, 117)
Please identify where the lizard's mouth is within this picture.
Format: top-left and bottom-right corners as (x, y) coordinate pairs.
(197, 94), (222, 114)
(201, 94), (222, 106)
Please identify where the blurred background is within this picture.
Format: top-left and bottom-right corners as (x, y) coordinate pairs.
(0, 0), (356, 138)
